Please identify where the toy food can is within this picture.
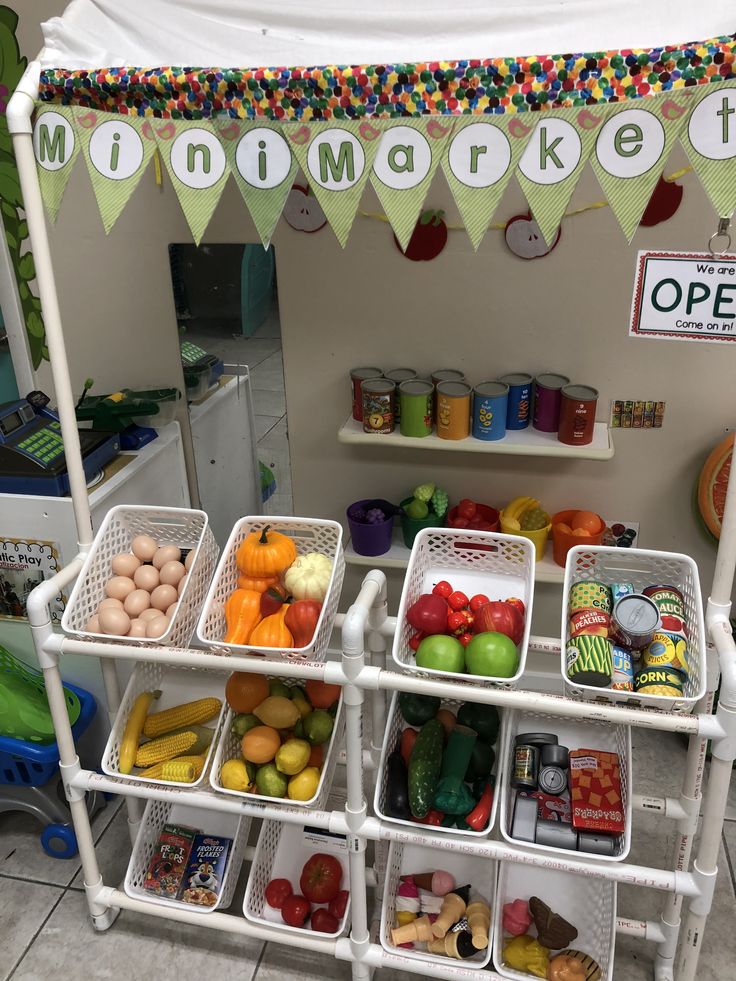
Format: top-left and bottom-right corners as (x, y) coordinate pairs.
(361, 378), (395, 434)
(399, 379), (433, 437)
(611, 582), (635, 604)
(350, 367), (383, 421)
(634, 666), (684, 698)
(642, 585), (688, 636)
(472, 381), (508, 441)
(431, 368), (466, 386)
(435, 381), (472, 440)
(512, 738), (539, 790)
(558, 384), (598, 446)
(566, 634), (613, 687)
(610, 594), (660, 650)
(498, 372), (532, 430)
(385, 369), (418, 423)
(569, 607), (611, 638)
(641, 631), (690, 675)
(532, 373), (569, 432)
(611, 645), (635, 691)
(569, 580), (612, 614)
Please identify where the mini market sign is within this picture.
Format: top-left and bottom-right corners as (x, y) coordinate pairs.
(32, 77), (736, 248)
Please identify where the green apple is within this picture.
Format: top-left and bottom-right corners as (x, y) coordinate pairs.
(464, 631), (519, 678)
(415, 634), (465, 673)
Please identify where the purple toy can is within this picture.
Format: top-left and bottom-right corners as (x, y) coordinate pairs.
(533, 373), (570, 433)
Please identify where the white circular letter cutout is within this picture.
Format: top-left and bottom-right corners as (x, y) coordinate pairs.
(519, 118), (581, 186)
(236, 128), (292, 189)
(170, 128), (226, 189)
(448, 123), (511, 188)
(89, 119), (144, 180)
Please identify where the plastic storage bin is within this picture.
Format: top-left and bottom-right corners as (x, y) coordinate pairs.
(392, 527), (535, 688)
(493, 862), (616, 981)
(380, 840), (496, 969)
(499, 710), (632, 862)
(102, 664), (226, 787)
(197, 515), (344, 661)
(62, 505), (219, 648)
(374, 691), (503, 837)
(561, 545), (706, 713)
(125, 799), (249, 913)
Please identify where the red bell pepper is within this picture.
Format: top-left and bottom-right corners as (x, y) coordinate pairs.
(469, 593), (491, 612)
(465, 782), (493, 831)
(284, 599), (322, 647)
(408, 631), (426, 651)
(412, 809), (444, 826)
(260, 584), (289, 617)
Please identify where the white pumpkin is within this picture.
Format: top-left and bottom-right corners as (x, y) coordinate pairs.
(284, 552), (333, 602)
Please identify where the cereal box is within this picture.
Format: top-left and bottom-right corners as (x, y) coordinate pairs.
(180, 833), (232, 908)
(143, 824), (197, 897)
(569, 749), (625, 835)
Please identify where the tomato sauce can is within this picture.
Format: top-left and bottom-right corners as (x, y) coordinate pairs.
(436, 381), (472, 440)
(642, 585), (688, 636)
(558, 384), (598, 446)
(533, 373), (570, 432)
(472, 381), (509, 441)
(569, 580), (612, 614)
(361, 378), (396, 434)
(350, 367), (383, 421)
(610, 594), (660, 650)
(498, 372), (533, 430)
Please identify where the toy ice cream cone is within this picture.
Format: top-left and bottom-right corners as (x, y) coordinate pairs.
(432, 886), (470, 938)
(391, 914), (434, 946)
(427, 931), (477, 959)
(466, 901), (491, 950)
(396, 877), (420, 925)
(403, 871), (456, 896)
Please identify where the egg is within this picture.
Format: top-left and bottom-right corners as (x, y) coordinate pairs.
(85, 615), (101, 633)
(124, 588), (151, 618)
(184, 549), (196, 571)
(98, 606), (131, 636)
(105, 576), (136, 601)
(150, 583), (178, 612)
(554, 523), (573, 536)
(177, 573), (188, 597)
(111, 552), (141, 578)
(165, 602), (179, 618)
(158, 560), (186, 587)
(139, 607), (163, 623)
(134, 564), (160, 592)
(128, 618), (148, 638)
(131, 535), (158, 562)
(572, 510), (602, 534)
(145, 615), (169, 638)
(152, 545), (181, 570)
(98, 597), (124, 612)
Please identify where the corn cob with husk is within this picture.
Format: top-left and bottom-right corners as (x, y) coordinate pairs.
(142, 697), (221, 738)
(139, 754), (206, 782)
(134, 725), (213, 768)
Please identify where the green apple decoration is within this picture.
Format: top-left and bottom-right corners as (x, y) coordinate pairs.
(464, 631), (519, 678)
(416, 634), (465, 674)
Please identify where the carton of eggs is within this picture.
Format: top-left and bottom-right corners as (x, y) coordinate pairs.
(84, 534), (194, 640)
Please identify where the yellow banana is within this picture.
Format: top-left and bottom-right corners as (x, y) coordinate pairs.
(504, 496), (538, 522)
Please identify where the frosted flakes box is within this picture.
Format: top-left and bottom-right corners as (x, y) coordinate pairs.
(180, 833), (232, 907)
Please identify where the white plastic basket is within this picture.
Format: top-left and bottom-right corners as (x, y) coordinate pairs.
(379, 840), (496, 969)
(392, 528), (534, 688)
(498, 710), (632, 862)
(102, 664), (226, 787)
(197, 515), (345, 661)
(493, 862), (616, 981)
(62, 505), (219, 647)
(124, 799), (249, 914)
(374, 692), (503, 837)
(210, 680), (343, 809)
(243, 789), (351, 939)
(561, 545), (706, 713)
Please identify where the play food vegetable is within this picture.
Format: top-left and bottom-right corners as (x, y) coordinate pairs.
(260, 584), (289, 617)
(285, 599), (322, 647)
(119, 690), (161, 774)
(311, 908), (339, 933)
(400, 728), (418, 766)
(223, 588), (262, 644)
(465, 781), (493, 831)
(281, 894), (311, 928)
(237, 525), (297, 577)
(284, 552), (333, 602)
(408, 718), (444, 819)
(300, 853), (343, 904)
(406, 593), (448, 634)
(415, 634), (465, 673)
(328, 890), (349, 919)
(503, 934), (551, 979)
(142, 697), (221, 738)
(464, 631), (519, 678)
(432, 726), (477, 814)
(472, 600), (524, 646)
(398, 691), (441, 726)
(265, 878), (293, 909)
(249, 606), (293, 648)
(225, 672), (269, 714)
(386, 750), (411, 818)
(304, 679), (341, 709)
(237, 573), (280, 592)
(464, 739), (495, 782)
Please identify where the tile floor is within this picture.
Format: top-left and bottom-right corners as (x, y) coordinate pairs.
(2, 728), (735, 980)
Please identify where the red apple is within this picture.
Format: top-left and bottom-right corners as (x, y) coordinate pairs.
(283, 184), (327, 233)
(395, 209), (447, 261)
(472, 601), (524, 646)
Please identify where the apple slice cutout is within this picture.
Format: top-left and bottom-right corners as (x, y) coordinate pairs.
(504, 213), (561, 259)
(283, 183), (327, 233)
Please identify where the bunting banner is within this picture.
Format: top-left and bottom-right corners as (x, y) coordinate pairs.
(32, 80), (736, 249)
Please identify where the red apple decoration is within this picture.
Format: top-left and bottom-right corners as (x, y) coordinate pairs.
(640, 176), (683, 227)
(504, 213), (561, 259)
(395, 209), (447, 261)
(283, 184), (327, 233)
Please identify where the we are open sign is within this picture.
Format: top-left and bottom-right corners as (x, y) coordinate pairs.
(630, 251), (736, 343)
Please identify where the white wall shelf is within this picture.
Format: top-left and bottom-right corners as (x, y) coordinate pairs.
(338, 416), (614, 460)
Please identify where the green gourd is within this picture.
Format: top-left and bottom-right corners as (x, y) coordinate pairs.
(408, 718), (444, 819)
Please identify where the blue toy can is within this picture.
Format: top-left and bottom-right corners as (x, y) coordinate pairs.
(498, 372), (533, 430)
(472, 382), (509, 441)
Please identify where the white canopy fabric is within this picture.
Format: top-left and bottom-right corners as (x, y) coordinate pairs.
(38, 0), (735, 70)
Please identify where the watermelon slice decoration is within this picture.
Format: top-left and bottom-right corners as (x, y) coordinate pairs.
(697, 434), (735, 540)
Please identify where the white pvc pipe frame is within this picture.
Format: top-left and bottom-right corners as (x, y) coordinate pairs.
(9, 65), (736, 981)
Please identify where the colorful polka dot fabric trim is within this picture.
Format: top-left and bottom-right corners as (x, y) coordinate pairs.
(38, 34), (736, 120)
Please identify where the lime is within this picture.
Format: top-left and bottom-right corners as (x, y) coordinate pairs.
(405, 499), (429, 520)
(289, 685), (307, 702)
(303, 709), (334, 746)
(220, 759), (252, 792)
(288, 765), (320, 801)
(294, 717), (305, 739)
(255, 762), (289, 798)
(269, 679), (291, 699)
(275, 738), (311, 775)
(231, 713), (260, 738)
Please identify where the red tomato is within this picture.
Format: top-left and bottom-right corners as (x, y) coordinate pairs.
(408, 630), (426, 651)
(300, 853), (343, 904)
(447, 590), (470, 611)
(458, 631), (474, 647)
(265, 878), (293, 910)
(458, 498), (477, 520)
(281, 894), (311, 927)
(469, 594), (491, 612)
(328, 889), (349, 919)
(305, 679), (341, 709)
(432, 580), (453, 598)
(311, 908), (340, 933)
(473, 601), (524, 645)
(451, 516), (470, 528)
(400, 727), (418, 766)
(506, 597), (526, 617)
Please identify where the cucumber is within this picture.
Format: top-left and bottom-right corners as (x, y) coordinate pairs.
(408, 718), (444, 819)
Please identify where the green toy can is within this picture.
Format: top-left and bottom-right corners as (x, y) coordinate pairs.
(569, 580), (612, 614)
(566, 635), (613, 687)
(399, 380), (434, 437)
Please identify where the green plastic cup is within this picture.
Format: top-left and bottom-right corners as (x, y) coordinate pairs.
(399, 379), (434, 437)
(400, 497), (445, 548)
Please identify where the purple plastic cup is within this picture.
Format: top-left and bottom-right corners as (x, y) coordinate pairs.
(347, 499), (398, 556)
(533, 373), (570, 433)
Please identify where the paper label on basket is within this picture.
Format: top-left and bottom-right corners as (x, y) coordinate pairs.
(303, 827), (347, 853)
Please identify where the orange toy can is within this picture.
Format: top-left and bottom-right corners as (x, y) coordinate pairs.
(435, 381), (472, 440)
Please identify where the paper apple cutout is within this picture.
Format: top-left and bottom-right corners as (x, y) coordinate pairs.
(395, 209), (448, 261)
(640, 176), (683, 227)
(283, 184), (327, 233)
(505, 213), (560, 259)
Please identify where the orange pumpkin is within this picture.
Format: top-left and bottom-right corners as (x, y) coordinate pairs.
(237, 573), (280, 592)
(236, 525), (296, 578)
(223, 588), (262, 645)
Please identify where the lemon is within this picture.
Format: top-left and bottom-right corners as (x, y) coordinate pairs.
(275, 738), (311, 775)
(220, 758), (252, 792)
(292, 696), (311, 719)
(288, 765), (320, 801)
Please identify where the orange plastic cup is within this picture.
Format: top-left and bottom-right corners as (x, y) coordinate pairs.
(551, 509), (605, 567)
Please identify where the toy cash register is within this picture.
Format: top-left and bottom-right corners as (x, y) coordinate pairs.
(0, 393), (120, 496)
